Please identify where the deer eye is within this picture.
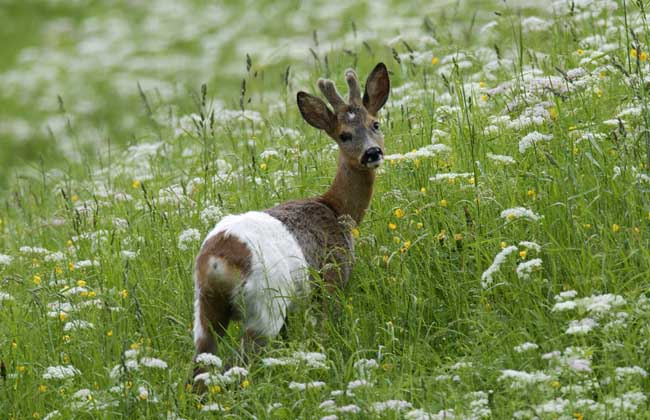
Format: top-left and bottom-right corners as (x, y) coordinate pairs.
(339, 132), (353, 142)
(372, 121), (380, 130)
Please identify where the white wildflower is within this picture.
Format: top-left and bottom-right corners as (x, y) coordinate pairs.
(429, 172), (473, 182)
(615, 366), (648, 380)
(486, 153), (516, 164)
(568, 358), (592, 372)
(178, 228), (201, 251)
(338, 404), (361, 413)
(63, 320), (94, 332)
(501, 207), (541, 221)
(124, 349), (139, 359)
(499, 370), (551, 387)
(372, 400), (413, 412)
(200, 206), (223, 226)
(516, 258), (543, 279)
(553, 301), (577, 311)
(521, 16), (551, 32)
(354, 358), (378, 376)
(224, 366), (248, 379)
(481, 245), (517, 288)
(195, 353), (222, 368)
(319, 400), (336, 411)
(519, 131), (553, 154)
(19, 246), (50, 255)
(0, 292), (15, 303)
(289, 381), (326, 390)
(0, 253), (12, 266)
(385, 144), (451, 161)
(140, 357), (168, 369)
(566, 318), (598, 335)
(406, 409), (456, 420)
(72, 388), (93, 400)
(44, 252), (65, 262)
(535, 398), (569, 414)
(347, 379), (370, 390)
(43, 365), (80, 380)
(518, 241), (541, 252)
(121, 250), (138, 260)
(293, 351), (328, 369)
(514, 342), (539, 353)
(606, 391), (646, 412)
(555, 290), (578, 301)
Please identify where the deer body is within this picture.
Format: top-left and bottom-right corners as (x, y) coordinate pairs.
(192, 63), (390, 383)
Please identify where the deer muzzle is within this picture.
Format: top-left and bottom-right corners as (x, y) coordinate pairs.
(361, 147), (384, 168)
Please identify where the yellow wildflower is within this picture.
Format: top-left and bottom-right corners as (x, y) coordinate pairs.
(59, 312), (68, 322)
(393, 236), (401, 244)
(431, 56), (439, 65)
(612, 224), (620, 233)
(548, 107), (558, 119)
(62, 335), (71, 343)
(400, 240), (412, 253)
(259, 163), (267, 171)
(420, 187), (426, 193)
(577, 48), (584, 55)
(527, 189), (537, 199)
(209, 385), (222, 394)
(119, 289), (128, 299)
(388, 223), (397, 230)
(394, 208), (405, 218)
(55, 265), (63, 275)
(631, 48), (638, 58)
(519, 250), (527, 260)
(550, 380), (561, 389)
(454, 233), (463, 241)
(77, 280), (87, 287)
(33, 275), (41, 286)
(439, 199), (448, 207)
(416, 222), (424, 229)
(132, 179), (141, 189)
(500, 241), (507, 249)
(71, 194), (79, 202)
(106, 330), (113, 337)
(241, 379), (251, 389)
(351, 228), (360, 239)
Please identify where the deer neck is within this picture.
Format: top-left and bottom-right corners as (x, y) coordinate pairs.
(320, 154), (376, 225)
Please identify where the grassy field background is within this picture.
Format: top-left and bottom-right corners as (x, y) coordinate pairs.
(2, 0), (650, 418)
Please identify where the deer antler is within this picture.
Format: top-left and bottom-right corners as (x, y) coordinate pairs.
(344, 70), (362, 105)
(317, 79), (346, 111)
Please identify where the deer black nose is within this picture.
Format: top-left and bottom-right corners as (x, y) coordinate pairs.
(361, 147), (383, 165)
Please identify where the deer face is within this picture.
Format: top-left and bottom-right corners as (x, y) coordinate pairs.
(297, 63), (390, 170)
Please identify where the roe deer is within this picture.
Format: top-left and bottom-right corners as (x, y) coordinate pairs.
(192, 63), (390, 384)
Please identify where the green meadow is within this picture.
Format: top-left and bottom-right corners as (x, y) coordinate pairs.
(1, 0), (650, 418)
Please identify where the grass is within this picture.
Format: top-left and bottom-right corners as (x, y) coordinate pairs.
(2, 0), (650, 419)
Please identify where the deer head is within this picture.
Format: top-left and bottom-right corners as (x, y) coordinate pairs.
(297, 63), (390, 170)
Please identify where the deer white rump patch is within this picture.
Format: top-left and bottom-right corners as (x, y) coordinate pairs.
(195, 211), (309, 339)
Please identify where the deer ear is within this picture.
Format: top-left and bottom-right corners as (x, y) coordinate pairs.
(363, 63), (390, 116)
(297, 91), (336, 132)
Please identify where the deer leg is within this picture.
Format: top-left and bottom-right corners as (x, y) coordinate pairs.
(191, 290), (231, 393)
